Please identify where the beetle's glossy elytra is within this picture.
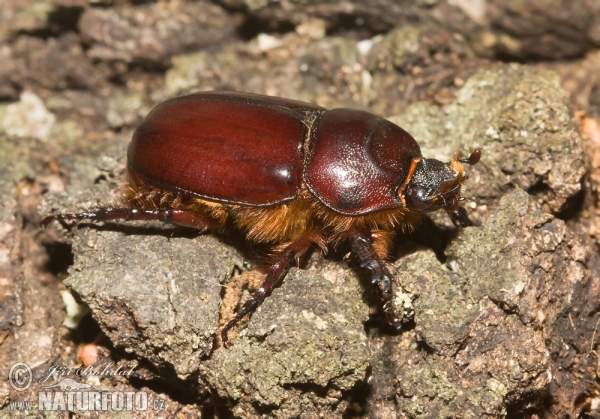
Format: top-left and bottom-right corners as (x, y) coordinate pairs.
(43, 91), (481, 347)
(129, 92), (323, 205)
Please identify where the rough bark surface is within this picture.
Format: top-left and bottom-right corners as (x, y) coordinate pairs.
(0, 1), (598, 417)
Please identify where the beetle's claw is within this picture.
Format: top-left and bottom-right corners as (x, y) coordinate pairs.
(221, 331), (232, 349)
(382, 300), (404, 332)
(390, 316), (404, 332)
(221, 320), (237, 349)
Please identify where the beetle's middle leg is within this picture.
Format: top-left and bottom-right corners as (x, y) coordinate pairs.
(221, 231), (318, 348)
(349, 227), (403, 332)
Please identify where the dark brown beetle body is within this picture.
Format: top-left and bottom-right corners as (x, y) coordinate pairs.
(43, 91), (481, 347)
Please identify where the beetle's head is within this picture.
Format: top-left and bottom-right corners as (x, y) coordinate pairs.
(401, 149), (481, 226)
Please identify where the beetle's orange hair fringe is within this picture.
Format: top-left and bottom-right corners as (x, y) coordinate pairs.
(118, 182), (422, 260)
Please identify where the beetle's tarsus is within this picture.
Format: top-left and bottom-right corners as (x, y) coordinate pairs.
(221, 233), (316, 348)
(447, 206), (473, 227)
(41, 212), (95, 227)
(350, 227), (403, 330)
(221, 298), (260, 348)
(41, 207), (215, 231)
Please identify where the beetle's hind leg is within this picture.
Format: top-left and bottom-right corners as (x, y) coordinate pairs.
(41, 207), (215, 232)
(349, 227), (404, 332)
(220, 232), (318, 348)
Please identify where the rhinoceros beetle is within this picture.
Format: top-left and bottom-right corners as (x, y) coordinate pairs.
(43, 91), (480, 347)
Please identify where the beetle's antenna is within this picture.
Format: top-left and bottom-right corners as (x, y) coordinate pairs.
(459, 149), (481, 166)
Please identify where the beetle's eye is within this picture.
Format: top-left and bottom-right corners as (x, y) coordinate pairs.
(406, 186), (434, 211)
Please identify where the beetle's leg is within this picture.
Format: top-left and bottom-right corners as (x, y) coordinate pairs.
(41, 208), (214, 231)
(443, 194), (473, 227)
(349, 227), (403, 332)
(221, 233), (315, 348)
(446, 206), (473, 227)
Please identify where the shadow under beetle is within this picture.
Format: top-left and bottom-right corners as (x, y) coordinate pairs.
(42, 91), (481, 347)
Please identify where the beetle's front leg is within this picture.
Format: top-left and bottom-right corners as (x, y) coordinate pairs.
(221, 233), (316, 348)
(349, 227), (403, 332)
